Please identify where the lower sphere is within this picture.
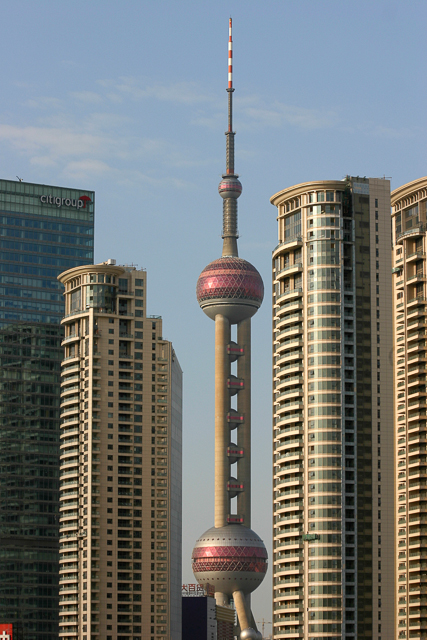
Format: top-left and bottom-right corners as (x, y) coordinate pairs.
(192, 524), (267, 597)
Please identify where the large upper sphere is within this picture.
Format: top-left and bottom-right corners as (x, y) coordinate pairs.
(192, 524), (268, 597)
(196, 257), (264, 324)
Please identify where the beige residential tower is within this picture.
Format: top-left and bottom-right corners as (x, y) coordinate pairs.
(271, 177), (394, 640)
(57, 261), (182, 640)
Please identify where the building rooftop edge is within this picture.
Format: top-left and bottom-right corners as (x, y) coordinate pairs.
(391, 176), (427, 204)
(270, 180), (347, 207)
(0, 177), (95, 193)
(58, 262), (147, 283)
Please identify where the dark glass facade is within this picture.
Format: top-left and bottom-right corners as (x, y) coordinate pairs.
(0, 180), (94, 639)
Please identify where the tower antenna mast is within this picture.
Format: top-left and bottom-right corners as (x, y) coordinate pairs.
(226, 17), (235, 175)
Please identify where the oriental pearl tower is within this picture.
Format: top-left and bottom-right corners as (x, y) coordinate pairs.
(192, 19), (267, 640)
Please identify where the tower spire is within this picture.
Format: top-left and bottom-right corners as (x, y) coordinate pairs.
(219, 17), (242, 257)
(226, 16), (234, 173)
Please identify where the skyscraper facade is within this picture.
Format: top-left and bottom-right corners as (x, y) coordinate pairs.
(271, 177), (394, 639)
(0, 179), (94, 639)
(58, 261), (182, 640)
(391, 176), (427, 639)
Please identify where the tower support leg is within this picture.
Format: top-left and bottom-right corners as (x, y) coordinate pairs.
(233, 589), (261, 640)
(214, 313), (230, 529)
(237, 318), (251, 526)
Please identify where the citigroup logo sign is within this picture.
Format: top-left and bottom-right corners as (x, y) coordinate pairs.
(40, 194), (92, 209)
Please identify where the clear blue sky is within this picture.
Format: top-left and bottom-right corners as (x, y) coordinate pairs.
(1, 0), (426, 629)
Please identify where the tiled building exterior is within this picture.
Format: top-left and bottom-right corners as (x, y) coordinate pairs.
(270, 178), (394, 639)
(57, 261), (182, 640)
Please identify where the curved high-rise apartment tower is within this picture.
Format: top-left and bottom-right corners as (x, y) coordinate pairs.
(391, 177), (427, 639)
(271, 178), (394, 640)
(191, 20), (267, 640)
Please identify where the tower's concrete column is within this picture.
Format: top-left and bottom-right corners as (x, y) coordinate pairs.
(215, 314), (230, 529)
(237, 318), (251, 527)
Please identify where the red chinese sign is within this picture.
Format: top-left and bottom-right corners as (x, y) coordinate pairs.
(0, 624), (13, 640)
(182, 583), (215, 597)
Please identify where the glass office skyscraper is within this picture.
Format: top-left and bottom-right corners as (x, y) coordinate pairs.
(0, 179), (94, 639)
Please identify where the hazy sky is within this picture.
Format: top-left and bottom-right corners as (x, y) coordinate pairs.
(1, 0), (426, 629)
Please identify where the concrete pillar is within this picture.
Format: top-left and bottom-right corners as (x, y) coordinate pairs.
(237, 318), (251, 527)
(215, 314), (230, 529)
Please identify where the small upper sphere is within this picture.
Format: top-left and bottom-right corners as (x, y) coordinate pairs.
(218, 177), (242, 199)
(196, 256), (264, 324)
(192, 524), (268, 597)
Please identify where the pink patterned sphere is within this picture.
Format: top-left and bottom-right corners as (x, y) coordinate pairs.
(196, 256), (264, 324)
(192, 524), (268, 596)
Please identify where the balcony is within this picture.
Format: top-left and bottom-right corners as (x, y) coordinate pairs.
(276, 376), (304, 392)
(397, 223), (427, 243)
(275, 288), (303, 305)
(276, 300), (303, 317)
(273, 237), (303, 257)
(408, 297), (427, 308)
(275, 313), (303, 331)
(275, 325), (303, 342)
(275, 263), (303, 280)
